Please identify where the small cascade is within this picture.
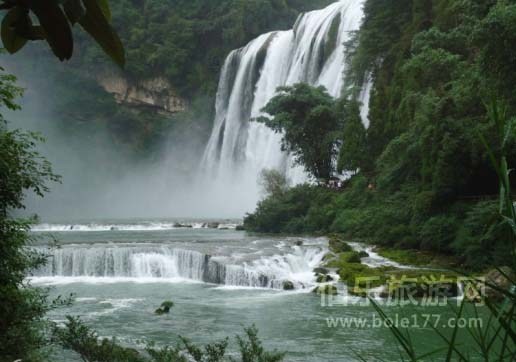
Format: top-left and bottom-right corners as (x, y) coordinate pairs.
(35, 244), (326, 290)
(348, 242), (412, 269)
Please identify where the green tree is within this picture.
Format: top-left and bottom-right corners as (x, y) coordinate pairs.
(256, 83), (341, 181)
(258, 169), (290, 198)
(0, 68), (60, 361)
(337, 100), (367, 174)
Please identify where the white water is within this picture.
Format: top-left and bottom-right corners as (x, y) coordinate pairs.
(199, 0), (366, 216)
(31, 222), (238, 232)
(34, 244), (327, 290)
(349, 242), (412, 269)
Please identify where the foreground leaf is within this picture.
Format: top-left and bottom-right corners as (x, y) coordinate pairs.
(29, 0), (74, 60)
(1, 6), (28, 53)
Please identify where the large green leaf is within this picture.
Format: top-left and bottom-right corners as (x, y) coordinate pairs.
(78, 0), (124, 66)
(1, 6), (28, 54)
(29, 0), (74, 60)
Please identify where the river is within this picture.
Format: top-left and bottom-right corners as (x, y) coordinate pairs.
(29, 219), (480, 361)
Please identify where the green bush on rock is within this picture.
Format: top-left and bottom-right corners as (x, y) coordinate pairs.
(155, 301), (174, 315)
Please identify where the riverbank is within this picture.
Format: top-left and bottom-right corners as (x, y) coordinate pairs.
(243, 179), (514, 272)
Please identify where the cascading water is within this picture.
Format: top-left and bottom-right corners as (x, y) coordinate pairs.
(199, 0), (366, 216)
(35, 244), (327, 290)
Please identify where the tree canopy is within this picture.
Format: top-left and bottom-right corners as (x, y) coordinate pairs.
(246, 0), (516, 270)
(257, 84), (342, 181)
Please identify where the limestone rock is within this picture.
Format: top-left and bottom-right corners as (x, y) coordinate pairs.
(98, 74), (187, 115)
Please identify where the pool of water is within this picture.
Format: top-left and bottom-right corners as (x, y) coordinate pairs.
(30, 219), (485, 361)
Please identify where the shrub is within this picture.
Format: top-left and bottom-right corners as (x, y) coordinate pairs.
(418, 215), (458, 252)
(453, 201), (513, 270)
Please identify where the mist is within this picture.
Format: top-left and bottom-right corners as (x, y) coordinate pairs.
(3, 65), (255, 221)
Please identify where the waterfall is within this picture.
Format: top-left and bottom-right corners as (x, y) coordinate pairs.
(34, 245), (327, 290)
(198, 0), (366, 216)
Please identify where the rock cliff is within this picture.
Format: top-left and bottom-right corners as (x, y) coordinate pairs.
(98, 75), (187, 115)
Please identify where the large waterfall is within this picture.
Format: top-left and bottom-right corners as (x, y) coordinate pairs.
(199, 0), (365, 216)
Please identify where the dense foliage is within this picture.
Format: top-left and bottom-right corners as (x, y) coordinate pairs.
(256, 84), (342, 180)
(0, 68), (60, 361)
(54, 317), (285, 362)
(95, 0), (334, 97)
(245, 0), (516, 271)
(2, 0), (333, 157)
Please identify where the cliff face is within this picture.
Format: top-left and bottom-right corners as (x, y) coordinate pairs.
(98, 75), (187, 115)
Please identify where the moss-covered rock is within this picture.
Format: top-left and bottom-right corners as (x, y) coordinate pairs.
(316, 274), (334, 283)
(325, 251), (363, 268)
(313, 267), (330, 275)
(155, 300), (174, 315)
(328, 235), (352, 253)
(357, 251), (369, 258)
(312, 285), (338, 295)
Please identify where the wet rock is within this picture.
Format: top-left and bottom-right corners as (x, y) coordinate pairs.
(258, 274), (269, 287)
(174, 223), (193, 228)
(328, 236), (352, 253)
(357, 251), (369, 258)
(235, 225), (245, 231)
(207, 222), (220, 229)
(313, 267), (329, 275)
(316, 274), (334, 283)
(294, 240), (304, 246)
(312, 285), (338, 295)
(283, 281), (295, 290)
(155, 301), (174, 315)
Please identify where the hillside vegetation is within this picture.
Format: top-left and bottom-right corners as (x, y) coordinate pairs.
(4, 0), (333, 157)
(245, 0), (516, 271)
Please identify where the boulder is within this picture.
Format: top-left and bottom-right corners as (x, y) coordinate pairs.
(346, 252), (362, 264)
(328, 236), (353, 253)
(316, 274), (334, 283)
(312, 285), (338, 295)
(155, 300), (174, 315)
(294, 240), (304, 246)
(283, 281), (295, 290)
(357, 251), (369, 258)
(313, 267), (330, 275)
(207, 222), (220, 229)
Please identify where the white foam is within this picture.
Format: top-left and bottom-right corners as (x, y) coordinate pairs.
(28, 276), (201, 285)
(349, 242), (413, 269)
(31, 222), (239, 233)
